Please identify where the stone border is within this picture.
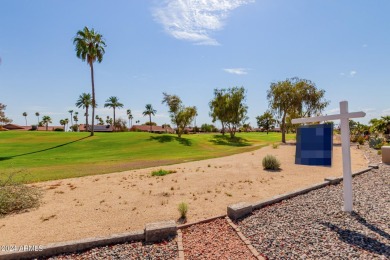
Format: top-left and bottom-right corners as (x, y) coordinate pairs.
(177, 214), (226, 229)
(0, 230), (144, 260)
(177, 230), (185, 260)
(225, 217), (265, 260)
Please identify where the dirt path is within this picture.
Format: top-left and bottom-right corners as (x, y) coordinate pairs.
(0, 144), (367, 246)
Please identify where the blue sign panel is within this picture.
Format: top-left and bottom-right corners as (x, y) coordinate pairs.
(295, 124), (333, 166)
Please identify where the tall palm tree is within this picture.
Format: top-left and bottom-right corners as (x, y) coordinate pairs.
(143, 104), (157, 132)
(104, 96), (124, 131)
(74, 26), (106, 137)
(64, 118), (69, 131)
(76, 93), (92, 131)
(22, 112), (28, 126)
(73, 112), (79, 131)
(35, 112), (40, 129)
(41, 116), (52, 131)
(68, 110), (74, 128)
(127, 109), (133, 128)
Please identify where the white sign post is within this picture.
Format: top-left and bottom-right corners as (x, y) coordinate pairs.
(291, 101), (365, 212)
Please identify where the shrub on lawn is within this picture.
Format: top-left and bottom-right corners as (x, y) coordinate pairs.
(151, 169), (176, 176)
(0, 173), (41, 217)
(178, 202), (188, 219)
(262, 155), (281, 170)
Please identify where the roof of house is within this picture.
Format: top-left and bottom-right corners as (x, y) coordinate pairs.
(132, 125), (175, 133)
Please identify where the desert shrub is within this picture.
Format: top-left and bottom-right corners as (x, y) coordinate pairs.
(151, 169), (176, 176)
(0, 173), (41, 216)
(262, 155), (281, 170)
(369, 137), (384, 149)
(178, 202), (188, 219)
(350, 135), (358, 143)
(357, 136), (365, 145)
(272, 143), (279, 149)
(378, 150), (382, 155)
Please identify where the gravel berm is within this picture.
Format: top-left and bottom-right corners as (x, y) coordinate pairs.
(238, 150), (390, 259)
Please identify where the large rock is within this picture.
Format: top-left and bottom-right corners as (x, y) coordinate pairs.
(382, 146), (390, 164)
(145, 220), (177, 242)
(227, 202), (253, 220)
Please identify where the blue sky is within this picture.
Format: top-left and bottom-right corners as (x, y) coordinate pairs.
(1, 0), (389, 127)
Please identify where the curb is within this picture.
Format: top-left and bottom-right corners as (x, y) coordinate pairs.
(177, 214), (226, 229)
(0, 230), (144, 260)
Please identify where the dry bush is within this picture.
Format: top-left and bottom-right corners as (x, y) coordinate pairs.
(0, 172), (41, 217)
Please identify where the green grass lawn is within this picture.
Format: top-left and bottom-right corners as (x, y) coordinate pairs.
(0, 131), (294, 183)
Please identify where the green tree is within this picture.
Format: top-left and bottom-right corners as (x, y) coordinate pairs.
(200, 123), (217, 132)
(68, 110), (74, 128)
(267, 78), (328, 143)
(64, 118), (69, 131)
(256, 111), (276, 134)
(76, 93), (92, 131)
(0, 103), (12, 125)
(126, 109), (133, 128)
(22, 112), (28, 126)
(162, 93), (197, 137)
(59, 119), (66, 131)
(143, 104), (157, 132)
(74, 26), (106, 136)
(41, 116), (52, 131)
(73, 112), (79, 131)
(209, 87), (248, 138)
(104, 96), (124, 132)
(35, 112), (40, 129)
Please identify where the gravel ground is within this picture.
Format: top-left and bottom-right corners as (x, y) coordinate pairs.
(44, 238), (178, 260)
(182, 218), (256, 260)
(238, 150), (390, 259)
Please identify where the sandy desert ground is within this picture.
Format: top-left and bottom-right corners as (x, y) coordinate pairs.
(0, 144), (367, 246)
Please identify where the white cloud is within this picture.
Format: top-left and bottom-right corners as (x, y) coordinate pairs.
(152, 0), (254, 45)
(223, 68), (249, 75)
(350, 70), (357, 77)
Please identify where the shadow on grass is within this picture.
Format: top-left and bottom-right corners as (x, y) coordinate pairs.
(149, 135), (192, 146)
(321, 220), (390, 257)
(209, 135), (250, 147)
(0, 136), (90, 161)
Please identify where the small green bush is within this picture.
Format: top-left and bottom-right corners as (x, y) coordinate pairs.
(357, 136), (365, 145)
(0, 173), (41, 216)
(369, 137), (384, 149)
(377, 150), (382, 155)
(54, 128), (64, 132)
(272, 143), (279, 149)
(151, 169), (176, 176)
(178, 202), (188, 218)
(262, 155), (281, 170)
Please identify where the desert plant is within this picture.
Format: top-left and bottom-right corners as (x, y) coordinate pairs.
(272, 143), (279, 149)
(178, 202), (188, 219)
(369, 137), (384, 149)
(357, 136), (365, 145)
(0, 173), (41, 216)
(378, 150), (382, 155)
(151, 169), (176, 176)
(262, 155), (281, 170)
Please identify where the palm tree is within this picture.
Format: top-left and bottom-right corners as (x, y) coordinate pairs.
(22, 112), (28, 126)
(64, 118), (69, 131)
(74, 26), (106, 137)
(41, 116), (52, 131)
(104, 96), (124, 131)
(68, 110), (74, 128)
(59, 119), (66, 131)
(76, 93), (92, 131)
(143, 104), (157, 132)
(35, 112), (40, 129)
(127, 109), (133, 128)
(73, 112), (79, 131)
